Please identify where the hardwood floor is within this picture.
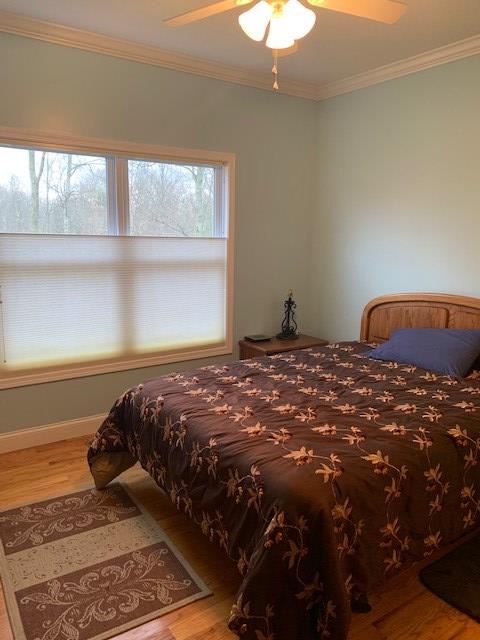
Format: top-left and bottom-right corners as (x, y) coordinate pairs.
(0, 435), (479, 640)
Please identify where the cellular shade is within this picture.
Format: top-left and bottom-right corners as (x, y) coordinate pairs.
(0, 234), (227, 382)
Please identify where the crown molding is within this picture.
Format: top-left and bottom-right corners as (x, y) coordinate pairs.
(318, 34), (480, 100)
(0, 10), (319, 101)
(0, 10), (479, 103)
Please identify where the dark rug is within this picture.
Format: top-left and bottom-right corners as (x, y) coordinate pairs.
(420, 535), (480, 622)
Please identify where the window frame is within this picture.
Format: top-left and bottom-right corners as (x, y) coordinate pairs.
(0, 126), (235, 389)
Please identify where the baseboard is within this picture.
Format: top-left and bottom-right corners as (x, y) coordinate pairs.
(0, 413), (107, 453)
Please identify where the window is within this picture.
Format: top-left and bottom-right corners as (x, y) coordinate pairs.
(0, 132), (234, 389)
(0, 148), (108, 235)
(128, 160), (219, 237)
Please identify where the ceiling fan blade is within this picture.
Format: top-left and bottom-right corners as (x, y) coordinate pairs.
(164, 0), (254, 27)
(274, 43), (300, 57)
(307, 0), (406, 24)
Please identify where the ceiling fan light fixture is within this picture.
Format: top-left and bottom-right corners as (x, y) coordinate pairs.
(238, 1), (273, 42)
(283, 0), (316, 40)
(265, 9), (295, 49)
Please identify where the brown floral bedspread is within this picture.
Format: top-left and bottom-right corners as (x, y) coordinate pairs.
(88, 342), (480, 640)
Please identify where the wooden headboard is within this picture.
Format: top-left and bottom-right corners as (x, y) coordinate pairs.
(361, 293), (480, 342)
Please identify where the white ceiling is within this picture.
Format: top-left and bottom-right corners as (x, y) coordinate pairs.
(1, 0), (480, 86)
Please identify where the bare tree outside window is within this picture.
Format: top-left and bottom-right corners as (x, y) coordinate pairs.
(128, 160), (215, 237)
(0, 147), (108, 234)
(0, 146), (224, 241)
(28, 150), (46, 230)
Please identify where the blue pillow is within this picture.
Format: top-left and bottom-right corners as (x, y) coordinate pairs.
(363, 328), (480, 378)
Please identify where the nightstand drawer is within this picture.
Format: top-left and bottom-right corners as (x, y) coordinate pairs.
(239, 335), (328, 360)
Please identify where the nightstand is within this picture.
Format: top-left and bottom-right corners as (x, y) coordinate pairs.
(238, 334), (328, 360)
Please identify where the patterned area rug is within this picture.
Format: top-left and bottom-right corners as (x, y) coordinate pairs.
(0, 484), (211, 640)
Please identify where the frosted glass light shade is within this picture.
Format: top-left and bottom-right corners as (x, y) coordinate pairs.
(239, 1), (273, 41)
(266, 12), (295, 49)
(283, 0), (316, 39)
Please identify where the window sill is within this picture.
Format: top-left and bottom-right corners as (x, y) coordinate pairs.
(0, 343), (233, 390)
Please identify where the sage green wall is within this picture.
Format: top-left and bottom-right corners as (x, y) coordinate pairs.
(0, 33), (317, 433)
(306, 55), (480, 342)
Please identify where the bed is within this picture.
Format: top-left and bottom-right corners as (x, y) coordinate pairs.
(88, 293), (480, 640)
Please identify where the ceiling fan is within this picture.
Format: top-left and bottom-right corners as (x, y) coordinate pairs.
(164, 0), (407, 89)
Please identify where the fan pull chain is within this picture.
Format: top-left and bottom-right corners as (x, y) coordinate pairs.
(0, 286), (6, 363)
(272, 51), (279, 91)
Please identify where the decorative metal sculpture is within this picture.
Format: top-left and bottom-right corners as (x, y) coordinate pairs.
(277, 290), (299, 340)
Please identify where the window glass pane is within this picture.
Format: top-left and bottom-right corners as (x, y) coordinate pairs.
(0, 146), (108, 234)
(128, 160), (217, 237)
